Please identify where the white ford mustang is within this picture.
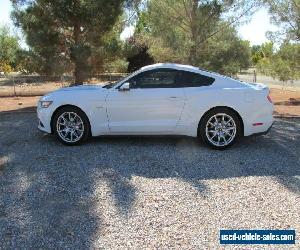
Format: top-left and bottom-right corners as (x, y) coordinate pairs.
(37, 63), (274, 149)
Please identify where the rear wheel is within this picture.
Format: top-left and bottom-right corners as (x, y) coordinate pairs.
(53, 106), (90, 145)
(199, 108), (241, 149)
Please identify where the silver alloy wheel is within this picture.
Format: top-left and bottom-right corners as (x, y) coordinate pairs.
(56, 112), (84, 143)
(205, 113), (237, 147)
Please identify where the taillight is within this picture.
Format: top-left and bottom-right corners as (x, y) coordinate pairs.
(267, 94), (272, 103)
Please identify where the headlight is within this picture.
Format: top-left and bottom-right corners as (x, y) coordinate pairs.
(40, 101), (53, 108)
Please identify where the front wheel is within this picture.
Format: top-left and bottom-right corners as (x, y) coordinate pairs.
(199, 108), (241, 149)
(53, 106), (90, 145)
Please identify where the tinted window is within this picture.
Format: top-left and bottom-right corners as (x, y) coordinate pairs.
(177, 71), (215, 87)
(128, 69), (179, 89)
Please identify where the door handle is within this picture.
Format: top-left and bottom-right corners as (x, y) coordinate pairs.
(169, 96), (178, 99)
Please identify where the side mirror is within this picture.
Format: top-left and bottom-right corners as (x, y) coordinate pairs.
(119, 82), (130, 91)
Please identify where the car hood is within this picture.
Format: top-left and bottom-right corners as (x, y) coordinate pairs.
(40, 84), (107, 102)
(55, 84), (105, 92)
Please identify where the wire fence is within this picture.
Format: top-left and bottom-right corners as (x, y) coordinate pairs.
(0, 73), (129, 97)
(0, 71), (299, 97)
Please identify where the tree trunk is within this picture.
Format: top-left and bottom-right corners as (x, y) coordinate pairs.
(188, 0), (198, 65)
(72, 21), (86, 85)
(74, 59), (85, 85)
(189, 45), (197, 65)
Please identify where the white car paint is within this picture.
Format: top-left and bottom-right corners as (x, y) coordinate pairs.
(106, 87), (185, 133)
(37, 63), (274, 138)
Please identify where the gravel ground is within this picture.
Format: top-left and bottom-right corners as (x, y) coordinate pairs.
(0, 112), (299, 249)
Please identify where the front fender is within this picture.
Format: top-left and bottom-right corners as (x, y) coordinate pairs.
(44, 90), (109, 136)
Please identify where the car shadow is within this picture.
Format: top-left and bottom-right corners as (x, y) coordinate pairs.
(0, 113), (299, 248)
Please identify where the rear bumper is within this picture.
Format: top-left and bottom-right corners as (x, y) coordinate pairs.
(243, 101), (274, 136)
(250, 121), (273, 136)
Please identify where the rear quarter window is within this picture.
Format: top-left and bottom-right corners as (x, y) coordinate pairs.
(177, 71), (215, 87)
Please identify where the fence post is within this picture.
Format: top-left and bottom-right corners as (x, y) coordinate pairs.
(12, 74), (17, 97)
(253, 70), (257, 83)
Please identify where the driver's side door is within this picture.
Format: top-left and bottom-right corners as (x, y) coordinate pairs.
(105, 69), (185, 134)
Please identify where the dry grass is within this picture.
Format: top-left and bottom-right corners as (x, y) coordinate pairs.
(270, 88), (300, 117)
(0, 96), (40, 112)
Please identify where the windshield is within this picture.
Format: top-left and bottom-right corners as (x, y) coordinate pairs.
(102, 81), (119, 89)
(103, 76), (127, 89)
(102, 74), (130, 89)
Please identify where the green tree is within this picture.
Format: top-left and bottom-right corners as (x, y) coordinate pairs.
(89, 18), (127, 74)
(257, 43), (300, 84)
(260, 42), (274, 58)
(11, 0), (135, 84)
(124, 37), (154, 72)
(272, 43), (300, 83)
(14, 49), (42, 74)
(251, 42), (274, 65)
(251, 45), (263, 65)
(270, 58), (292, 83)
(202, 30), (251, 75)
(0, 25), (20, 73)
(132, 0), (253, 75)
(265, 0), (300, 42)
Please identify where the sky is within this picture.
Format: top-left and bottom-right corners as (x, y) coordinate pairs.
(0, 0), (13, 27)
(1, 0), (278, 46)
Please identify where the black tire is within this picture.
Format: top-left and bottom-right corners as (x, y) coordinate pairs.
(198, 107), (242, 150)
(53, 106), (90, 146)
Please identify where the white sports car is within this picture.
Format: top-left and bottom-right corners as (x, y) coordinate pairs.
(37, 63), (274, 149)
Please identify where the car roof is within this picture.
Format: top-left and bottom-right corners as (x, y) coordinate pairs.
(140, 63), (201, 73)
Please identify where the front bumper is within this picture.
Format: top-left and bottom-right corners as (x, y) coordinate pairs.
(38, 119), (50, 133)
(37, 106), (53, 134)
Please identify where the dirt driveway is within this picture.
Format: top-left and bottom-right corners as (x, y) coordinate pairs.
(0, 112), (299, 249)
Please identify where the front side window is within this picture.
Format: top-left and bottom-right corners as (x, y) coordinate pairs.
(120, 68), (215, 89)
(128, 69), (178, 89)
